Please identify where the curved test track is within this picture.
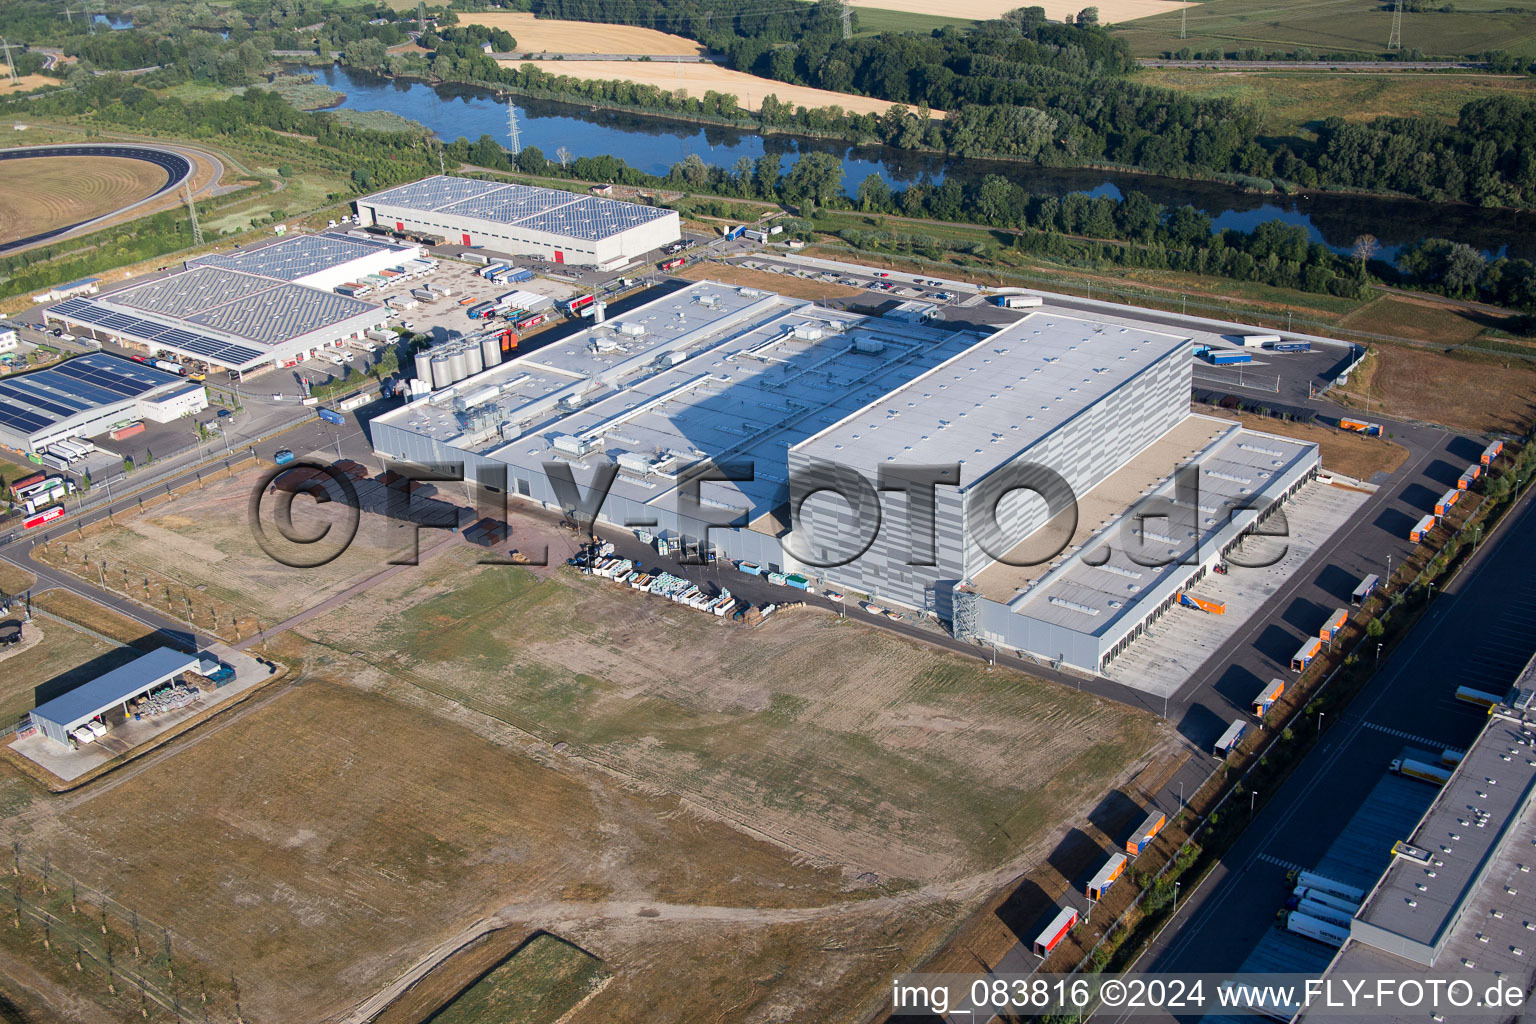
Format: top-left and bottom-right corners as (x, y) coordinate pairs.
(0, 143), (194, 255)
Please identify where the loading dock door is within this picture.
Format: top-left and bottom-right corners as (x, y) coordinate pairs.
(462, 233), (472, 246)
(554, 250), (564, 264)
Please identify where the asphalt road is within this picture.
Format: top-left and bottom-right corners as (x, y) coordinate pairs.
(1130, 480), (1536, 994)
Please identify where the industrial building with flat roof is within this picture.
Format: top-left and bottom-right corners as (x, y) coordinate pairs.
(0, 353), (202, 452)
(42, 257), (391, 374)
(1297, 657), (1536, 1022)
(186, 230), (420, 291)
(370, 279), (1320, 675)
(355, 175), (680, 269)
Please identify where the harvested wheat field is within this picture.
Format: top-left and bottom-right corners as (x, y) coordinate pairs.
(848, 0), (1190, 23)
(0, 156), (169, 247)
(463, 12), (704, 55)
(506, 59), (932, 115)
(0, 74), (59, 96)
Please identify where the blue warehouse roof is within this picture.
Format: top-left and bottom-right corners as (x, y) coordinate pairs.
(0, 353), (183, 437)
(29, 647), (199, 736)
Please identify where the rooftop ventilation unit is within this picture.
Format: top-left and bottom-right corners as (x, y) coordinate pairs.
(552, 433), (599, 457)
(616, 322), (647, 337)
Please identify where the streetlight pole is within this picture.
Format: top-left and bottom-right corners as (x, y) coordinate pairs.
(1250, 789), (1258, 818)
(1173, 881), (1180, 915)
(1377, 642), (1383, 664)
(1318, 711), (1325, 736)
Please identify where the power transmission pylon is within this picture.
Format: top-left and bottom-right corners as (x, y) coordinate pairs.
(506, 102), (521, 156)
(183, 183), (203, 246)
(840, 0), (852, 40)
(1388, 0), (1402, 50)
(1180, 0), (1187, 39)
(0, 38), (19, 84)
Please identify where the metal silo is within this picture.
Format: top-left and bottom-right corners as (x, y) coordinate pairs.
(448, 348), (469, 383)
(414, 350), (433, 385)
(464, 345), (484, 377)
(480, 336), (502, 369)
(430, 353), (453, 390)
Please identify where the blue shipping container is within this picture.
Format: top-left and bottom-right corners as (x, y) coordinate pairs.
(317, 408), (345, 425)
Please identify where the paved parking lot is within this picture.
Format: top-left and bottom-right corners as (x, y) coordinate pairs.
(1105, 480), (1372, 698)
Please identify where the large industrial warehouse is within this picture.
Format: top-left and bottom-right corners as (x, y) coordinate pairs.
(354, 175), (680, 269)
(42, 256), (392, 376)
(0, 353), (206, 453)
(370, 279), (1322, 672)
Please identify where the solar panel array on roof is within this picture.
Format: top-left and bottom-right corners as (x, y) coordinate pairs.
(516, 196), (668, 241)
(185, 284), (375, 345)
(360, 174), (673, 241)
(0, 353), (182, 436)
(187, 232), (411, 282)
(361, 175), (499, 211)
(437, 183), (573, 223)
(109, 266), (278, 319)
(48, 296), (265, 365)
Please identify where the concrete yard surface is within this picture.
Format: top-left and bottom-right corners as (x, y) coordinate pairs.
(1104, 480), (1371, 698)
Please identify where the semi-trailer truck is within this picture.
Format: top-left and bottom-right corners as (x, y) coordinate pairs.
(1252, 678), (1285, 716)
(152, 358), (186, 376)
(1483, 439), (1504, 465)
(1295, 872), (1365, 904)
(1240, 334), (1281, 347)
(1127, 809), (1167, 856)
(1435, 489), (1460, 516)
(1390, 757), (1452, 786)
(995, 294), (1044, 308)
(1291, 637), (1322, 672)
(1339, 418), (1382, 436)
(1086, 852), (1128, 901)
(1292, 886), (1360, 916)
(1455, 685), (1506, 710)
(1214, 719), (1247, 758)
(1410, 514), (1437, 543)
(1287, 911), (1349, 948)
(1033, 906), (1078, 956)
(1319, 608), (1349, 642)
(1351, 574), (1380, 605)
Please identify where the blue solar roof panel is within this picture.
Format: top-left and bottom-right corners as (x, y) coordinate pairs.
(0, 353), (184, 440)
(361, 175), (671, 242)
(107, 266), (281, 319)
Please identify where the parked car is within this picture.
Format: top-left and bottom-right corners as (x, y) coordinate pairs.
(274, 448), (295, 465)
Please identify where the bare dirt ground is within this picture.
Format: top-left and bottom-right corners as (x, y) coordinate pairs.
(1330, 342), (1536, 434)
(0, 619), (134, 727)
(504, 59), (932, 115)
(310, 545), (1166, 885)
(5, 487), (1171, 1024)
(1195, 404), (1411, 480)
(33, 467), (417, 638)
(678, 261), (862, 302)
(461, 12), (704, 54)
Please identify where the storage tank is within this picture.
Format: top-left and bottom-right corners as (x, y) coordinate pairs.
(448, 348), (469, 383)
(464, 345), (483, 377)
(430, 353), (454, 390)
(414, 350), (433, 384)
(480, 336), (502, 369)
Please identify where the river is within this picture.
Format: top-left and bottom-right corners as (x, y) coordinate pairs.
(314, 64), (1536, 263)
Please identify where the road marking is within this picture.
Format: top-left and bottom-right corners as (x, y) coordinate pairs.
(1257, 853), (1305, 874)
(1360, 721), (1456, 748)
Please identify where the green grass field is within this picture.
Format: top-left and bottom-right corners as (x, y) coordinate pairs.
(1138, 68), (1536, 136)
(428, 934), (608, 1024)
(853, 6), (978, 34)
(1113, 0), (1536, 57)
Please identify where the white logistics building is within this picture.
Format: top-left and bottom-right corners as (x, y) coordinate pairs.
(354, 175), (680, 270)
(369, 279), (1321, 675)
